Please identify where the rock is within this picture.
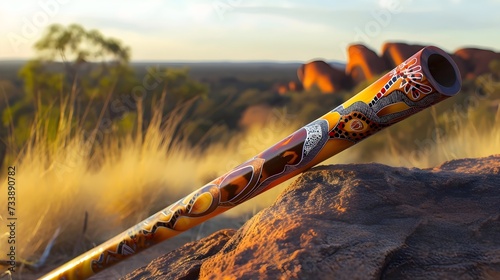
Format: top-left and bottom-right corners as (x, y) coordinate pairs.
(382, 42), (426, 68)
(275, 83), (289, 95)
(297, 60), (348, 94)
(288, 80), (303, 92)
(122, 229), (235, 280)
(454, 48), (500, 79)
(381, 43), (500, 80)
(449, 54), (469, 80)
(288, 42), (500, 95)
(124, 156), (500, 280)
(273, 81), (304, 95)
(346, 44), (389, 84)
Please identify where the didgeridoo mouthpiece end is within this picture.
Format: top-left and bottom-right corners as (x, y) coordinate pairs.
(420, 46), (462, 97)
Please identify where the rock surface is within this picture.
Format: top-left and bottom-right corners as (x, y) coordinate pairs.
(382, 42), (426, 67)
(276, 42), (500, 95)
(454, 48), (500, 79)
(346, 44), (389, 84)
(123, 156), (500, 280)
(297, 60), (348, 93)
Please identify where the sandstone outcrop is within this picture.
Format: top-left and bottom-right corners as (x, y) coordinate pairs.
(346, 44), (389, 84)
(381, 42), (426, 67)
(297, 60), (348, 94)
(123, 155), (500, 280)
(288, 80), (303, 92)
(274, 80), (304, 95)
(279, 43), (500, 95)
(454, 48), (500, 79)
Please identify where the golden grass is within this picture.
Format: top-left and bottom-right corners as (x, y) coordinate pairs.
(380, 106), (500, 168)
(0, 106), (305, 269)
(1, 93), (499, 276)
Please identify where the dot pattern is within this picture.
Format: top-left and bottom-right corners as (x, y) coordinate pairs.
(328, 111), (387, 142)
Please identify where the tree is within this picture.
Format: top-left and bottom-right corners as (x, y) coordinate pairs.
(9, 23), (212, 152)
(15, 24), (136, 130)
(34, 24), (130, 63)
(19, 23), (136, 105)
(0, 24), (136, 156)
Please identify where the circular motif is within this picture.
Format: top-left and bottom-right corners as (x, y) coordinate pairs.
(350, 119), (364, 131)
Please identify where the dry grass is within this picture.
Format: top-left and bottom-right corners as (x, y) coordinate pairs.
(0, 104), (306, 274)
(0, 91), (499, 279)
(380, 105), (500, 168)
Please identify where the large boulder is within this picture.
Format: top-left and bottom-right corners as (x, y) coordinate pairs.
(382, 42), (426, 68)
(274, 83), (289, 95)
(454, 48), (500, 79)
(346, 44), (389, 84)
(123, 229), (235, 280)
(123, 155), (500, 280)
(273, 80), (304, 95)
(297, 60), (348, 94)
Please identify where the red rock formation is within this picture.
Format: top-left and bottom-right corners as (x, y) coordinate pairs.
(277, 84), (288, 95)
(290, 42), (500, 95)
(297, 60), (347, 94)
(454, 48), (500, 79)
(288, 81), (303, 92)
(382, 42), (425, 67)
(449, 54), (468, 80)
(273, 81), (303, 95)
(346, 44), (389, 84)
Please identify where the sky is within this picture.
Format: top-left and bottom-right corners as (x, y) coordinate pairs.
(0, 0), (499, 62)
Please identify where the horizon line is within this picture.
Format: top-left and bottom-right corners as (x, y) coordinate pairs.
(0, 58), (346, 64)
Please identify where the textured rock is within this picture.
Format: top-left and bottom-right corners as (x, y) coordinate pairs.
(346, 44), (389, 84)
(124, 156), (500, 280)
(454, 48), (500, 79)
(297, 60), (348, 93)
(382, 42), (426, 67)
(122, 229), (236, 280)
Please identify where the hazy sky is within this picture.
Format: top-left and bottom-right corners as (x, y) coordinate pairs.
(1, 0), (499, 61)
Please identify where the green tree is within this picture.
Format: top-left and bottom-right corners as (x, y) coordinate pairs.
(9, 24), (136, 150)
(19, 24), (134, 102)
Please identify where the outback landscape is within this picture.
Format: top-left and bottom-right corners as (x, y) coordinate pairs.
(0, 7), (500, 280)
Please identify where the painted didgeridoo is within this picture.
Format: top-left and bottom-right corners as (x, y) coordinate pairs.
(41, 46), (462, 280)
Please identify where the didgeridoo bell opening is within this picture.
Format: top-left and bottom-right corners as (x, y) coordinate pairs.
(420, 46), (462, 96)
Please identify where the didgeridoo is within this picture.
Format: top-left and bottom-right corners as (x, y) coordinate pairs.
(42, 46), (462, 279)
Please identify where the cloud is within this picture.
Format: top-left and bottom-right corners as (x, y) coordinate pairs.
(231, 5), (370, 29)
(1, 0), (499, 60)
